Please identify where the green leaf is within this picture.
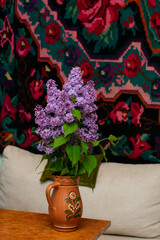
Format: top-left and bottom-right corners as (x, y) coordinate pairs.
(80, 139), (88, 155)
(77, 163), (86, 176)
(66, 144), (81, 166)
(63, 122), (78, 137)
(68, 168), (75, 176)
(52, 135), (70, 149)
(55, 157), (63, 171)
(90, 140), (100, 147)
(71, 95), (77, 102)
(35, 153), (50, 170)
(99, 145), (108, 162)
(35, 139), (44, 145)
(38, 167), (59, 175)
(74, 162), (78, 177)
(108, 135), (118, 145)
(39, 157), (61, 182)
(79, 154), (103, 189)
(61, 167), (70, 176)
(72, 109), (81, 121)
(82, 155), (97, 177)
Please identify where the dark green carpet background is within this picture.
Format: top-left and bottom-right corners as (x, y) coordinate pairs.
(1, 0), (160, 164)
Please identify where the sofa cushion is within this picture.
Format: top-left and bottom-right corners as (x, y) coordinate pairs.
(0, 154), (2, 166)
(0, 145), (160, 239)
(80, 161), (160, 239)
(99, 235), (154, 240)
(0, 145), (50, 213)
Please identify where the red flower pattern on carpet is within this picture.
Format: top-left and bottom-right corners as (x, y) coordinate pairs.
(77, 0), (124, 35)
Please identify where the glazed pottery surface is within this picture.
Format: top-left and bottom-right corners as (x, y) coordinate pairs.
(46, 176), (82, 231)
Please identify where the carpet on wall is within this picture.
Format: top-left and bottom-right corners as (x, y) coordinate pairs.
(0, 0), (160, 164)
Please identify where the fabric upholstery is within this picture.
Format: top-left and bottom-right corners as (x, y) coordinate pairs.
(99, 235), (156, 240)
(0, 146), (50, 213)
(0, 154), (2, 166)
(0, 146), (160, 239)
(80, 163), (160, 239)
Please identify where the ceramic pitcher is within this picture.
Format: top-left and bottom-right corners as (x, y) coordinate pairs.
(46, 175), (83, 231)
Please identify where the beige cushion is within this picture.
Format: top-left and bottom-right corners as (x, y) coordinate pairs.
(99, 235), (154, 240)
(0, 145), (160, 239)
(80, 162), (160, 239)
(0, 145), (51, 213)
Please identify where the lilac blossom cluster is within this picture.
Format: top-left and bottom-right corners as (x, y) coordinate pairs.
(35, 66), (99, 154)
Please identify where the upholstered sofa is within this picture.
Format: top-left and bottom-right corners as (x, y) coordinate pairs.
(0, 145), (160, 240)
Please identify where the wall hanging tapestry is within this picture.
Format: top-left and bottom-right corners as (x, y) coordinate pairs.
(1, 0), (160, 164)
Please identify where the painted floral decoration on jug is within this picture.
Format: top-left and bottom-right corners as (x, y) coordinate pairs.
(65, 191), (81, 221)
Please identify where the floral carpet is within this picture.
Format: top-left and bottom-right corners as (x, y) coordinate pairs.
(1, 0), (160, 164)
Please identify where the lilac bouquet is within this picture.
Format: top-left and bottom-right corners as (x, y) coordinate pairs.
(35, 67), (114, 178)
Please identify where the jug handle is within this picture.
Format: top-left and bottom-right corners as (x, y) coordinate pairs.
(46, 182), (60, 210)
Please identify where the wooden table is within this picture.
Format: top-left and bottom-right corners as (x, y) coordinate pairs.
(0, 209), (111, 240)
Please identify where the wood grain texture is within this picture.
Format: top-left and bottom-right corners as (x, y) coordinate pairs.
(0, 209), (111, 240)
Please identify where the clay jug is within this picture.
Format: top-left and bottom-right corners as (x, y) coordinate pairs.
(46, 175), (83, 231)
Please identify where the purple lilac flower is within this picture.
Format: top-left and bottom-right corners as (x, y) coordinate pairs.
(63, 84), (82, 96)
(65, 88), (78, 98)
(63, 68), (83, 98)
(38, 128), (52, 140)
(35, 66), (99, 154)
(87, 142), (94, 154)
(55, 91), (74, 116)
(82, 119), (98, 129)
(45, 79), (60, 113)
(76, 97), (86, 106)
(36, 114), (50, 128)
(90, 112), (98, 121)
(51, 127), (62, 139)
(68, 67), (83, 86)
(45, 99), (57, 113)
(50, 116), (64, 127)
(37, 139), (50, 152)
(63, 113), (75, 123)
(82, 104), (98, 114)
(65, 67), (99, 142)
(35, 106), (50, 127)
(52, 156), (57, 162)
(35, 105), (44, 118)
(79, 128), (98, 142)
(46, 79), (60, 96)
(45, 147), (55, 155)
